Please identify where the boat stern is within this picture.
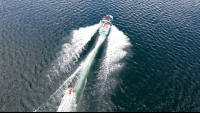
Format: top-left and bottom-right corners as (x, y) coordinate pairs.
(99, 26), (110, 36)
(99, 30), (108, 36)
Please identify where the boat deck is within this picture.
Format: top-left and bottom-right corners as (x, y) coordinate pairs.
(103, 23), (109, 30)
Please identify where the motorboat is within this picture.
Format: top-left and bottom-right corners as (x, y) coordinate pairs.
(57, 87), (76, 112)
(65, 87), (75, 96)
(99, 14), (113, 36)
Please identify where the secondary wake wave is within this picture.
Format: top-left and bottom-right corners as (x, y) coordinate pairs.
(56, 35), (107, 112)
(46, 23), (100, 82)
(35, 24), (131, 112)
(34, 23), (100, 112)
(57, 92), (76, 112)
(76, 25), (132, 111)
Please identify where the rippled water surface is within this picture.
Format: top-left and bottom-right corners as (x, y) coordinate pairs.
(0, 0), (200, 112)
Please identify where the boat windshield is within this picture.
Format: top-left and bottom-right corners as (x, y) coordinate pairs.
(102, 16), (112, 22)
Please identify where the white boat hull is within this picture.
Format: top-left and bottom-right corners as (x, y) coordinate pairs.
(99, 15), (113, 36)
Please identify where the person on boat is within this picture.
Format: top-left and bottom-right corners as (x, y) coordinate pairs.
(69, 88), (72, 94)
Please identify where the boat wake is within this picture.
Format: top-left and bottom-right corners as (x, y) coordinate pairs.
(34, 23), (100, 112)
(76, 26), (132, 111)
(34, 24), (131, 112)
(57, 91), (76, 112)
(47, 23), (100, 81)
(55, 35), (107, 112)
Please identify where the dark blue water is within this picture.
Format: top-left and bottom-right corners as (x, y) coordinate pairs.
(0, 0), (200, 112)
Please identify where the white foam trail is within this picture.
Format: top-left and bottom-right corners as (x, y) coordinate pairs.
(57, 35), (106, 112)
(56, 26), (129, 112)
(57, 93), (76, 112)
(99, 25), (131, 88)
(35, 25), (130, 112)
(34, 65), (82, 112)
(80, 25), (132, 110)
(74, 35), (106, 94)
(34, 23), (100, 112)
(47, 23), (100, 81)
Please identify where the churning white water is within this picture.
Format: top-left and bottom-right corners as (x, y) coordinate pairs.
(35, 24), (131, 112)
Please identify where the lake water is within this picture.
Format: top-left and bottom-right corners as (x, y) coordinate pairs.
(0, 0), (200, 112)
